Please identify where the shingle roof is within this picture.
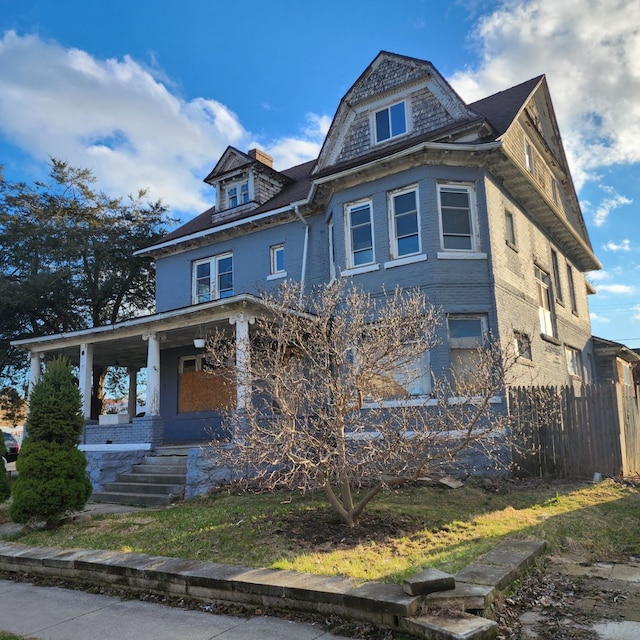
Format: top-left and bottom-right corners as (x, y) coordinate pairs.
(469, 75), (543, 137)
(158, 159), (315, 244)
(155, 73), (544, 249)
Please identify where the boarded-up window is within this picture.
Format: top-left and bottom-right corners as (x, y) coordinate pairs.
(178, 355), (235, 413)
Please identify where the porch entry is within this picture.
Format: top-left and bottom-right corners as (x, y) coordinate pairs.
(178, 354), (235, 413)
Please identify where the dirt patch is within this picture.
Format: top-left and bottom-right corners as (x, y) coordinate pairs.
(274, 508), (428, 551)
(493, 557), (640, 639)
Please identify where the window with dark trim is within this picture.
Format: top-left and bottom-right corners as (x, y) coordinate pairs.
(567, 264), (578, 314)
(505, 210), (516, 248)
(551, 250), (563, 303)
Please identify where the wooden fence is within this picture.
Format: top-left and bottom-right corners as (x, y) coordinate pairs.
(509, 384), (640, 480)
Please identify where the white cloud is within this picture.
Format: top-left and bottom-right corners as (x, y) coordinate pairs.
(586, 270), (610, 282)
(450, 0), (640, 190)
(0, 31), (323, 217)
(596, 283), (634, 295)
(592, 185), (632, 227)
(603, 239), (631, 252)
(634, 305), (640, 321)
(590, 312), (611, 324)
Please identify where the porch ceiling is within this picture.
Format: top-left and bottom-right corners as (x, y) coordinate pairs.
(11, 295), (267, 370)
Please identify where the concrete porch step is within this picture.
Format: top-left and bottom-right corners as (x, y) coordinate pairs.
(91, 491), (175, 507)
(90, 453), (188, 507)
(102, 482), (184, 496)
(140, 454), (188, 466)
(129, 465), (187, 477)
(118, 472), (187, 485)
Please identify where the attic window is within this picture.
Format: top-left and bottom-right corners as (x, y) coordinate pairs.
(374, 101), (407, 143)
(226, 181), (249, 208)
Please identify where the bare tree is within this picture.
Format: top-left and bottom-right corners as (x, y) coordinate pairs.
(207, 280), (518, 527)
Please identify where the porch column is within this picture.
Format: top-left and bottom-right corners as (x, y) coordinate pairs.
(143, 333), (163, 416)
(78, 343), (94, 420)
(28, 351), (42, 397)
(230, 313), (255, 410)
(127, 367), (139, 419)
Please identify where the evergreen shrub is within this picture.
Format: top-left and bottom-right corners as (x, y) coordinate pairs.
(10, 357), (91, 527)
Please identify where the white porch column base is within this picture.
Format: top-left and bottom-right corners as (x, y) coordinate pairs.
(229, 313), (255, 410)
(79, 343), (94, 420)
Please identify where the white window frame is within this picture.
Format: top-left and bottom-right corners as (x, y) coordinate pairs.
(345, 199), (375, 269)
(447, 314), (488, 391)
(437, 183), (479, 253)
(226, 180), (250, 209)
(192, 252), (233, 304)
(373, 100), (407, 144)
(179, 354), (209, 373)
(535, 266), (556, 338)
(388, 185), (421, 260)
(514, 330), (532, 361)
(524, 139), (535, 174)
(269, 244), (286, 278)
(565, 346), (582, 379)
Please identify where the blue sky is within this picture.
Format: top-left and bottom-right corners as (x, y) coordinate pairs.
(0, 0), (639, 347)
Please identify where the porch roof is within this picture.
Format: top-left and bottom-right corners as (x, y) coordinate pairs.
(11, 295), (267, 369)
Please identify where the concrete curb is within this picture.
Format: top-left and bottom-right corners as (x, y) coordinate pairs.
(0, 537), (545, 639)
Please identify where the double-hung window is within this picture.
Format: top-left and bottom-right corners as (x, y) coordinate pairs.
(448, 315), (487, 392)
(505, 210), (517, 248)
(565, 346), (582, 379)
(193, 253), (233, 304)
(389, 186), (420, 258)
(566, 264), (578, 314)
(535, 266), (556, 337)
(226, 181), (249, 208)
(269, 244), (285, 277)
(551, 250), (563, 303)
(346, 199), (374, 267)
(374, 101), (407, 143)
(524, 140), (535, 174)
(438, 184), (476, 251)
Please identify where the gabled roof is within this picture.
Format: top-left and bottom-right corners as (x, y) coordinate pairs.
(203, 146), (287, 185)
(142, 52), (597, 271)
(593, 336), (640, 363)
(469, 75), (544, 137)
(145, 159), (315, 249)
(313, 51), (483, 175)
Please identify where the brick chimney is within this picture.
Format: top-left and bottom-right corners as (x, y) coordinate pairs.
(248, 148), (273, 168)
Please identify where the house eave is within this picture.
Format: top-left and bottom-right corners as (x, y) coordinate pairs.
(11, 295), (269, 368)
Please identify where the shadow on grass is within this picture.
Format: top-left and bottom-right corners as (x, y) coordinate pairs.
(9, 478), (639, 584)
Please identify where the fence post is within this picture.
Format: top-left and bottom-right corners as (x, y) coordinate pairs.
(615, 384), (629, 477)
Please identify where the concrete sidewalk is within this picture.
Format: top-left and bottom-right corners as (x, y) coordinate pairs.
(0, 578), (344, 640)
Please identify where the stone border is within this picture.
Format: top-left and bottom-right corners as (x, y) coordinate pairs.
(0, 538), (545, 640)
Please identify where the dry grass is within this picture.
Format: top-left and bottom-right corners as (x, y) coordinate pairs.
(2, 478), (639, 584)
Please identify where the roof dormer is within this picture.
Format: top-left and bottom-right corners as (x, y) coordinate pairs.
(203, 147), (292, 221)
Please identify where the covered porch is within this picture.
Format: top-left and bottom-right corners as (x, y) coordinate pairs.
(12, 295), (266, 448)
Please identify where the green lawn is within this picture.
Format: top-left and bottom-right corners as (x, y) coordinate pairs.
(2, 479), (638, 584)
